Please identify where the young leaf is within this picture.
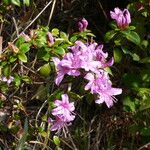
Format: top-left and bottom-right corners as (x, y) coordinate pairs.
(23, 0), (30, 6)
(53, 136), (60, 146)
(16, 37), (26, 47)
(113, 48), (122, 63)
(105, 30), (117, 42)
(55, 47), (65, 55)
(122, 30), (141, 45)
(18, 53), (27, 62)
(38, 63), (51, 77)
(3, 0), (11, 5)
(51, 28), (59, 36)
(11, 0), (21, 6)
(19, 43), (31, 53)
(123, 96), (136, 112)
(140, 57), (150, 63)
(3, 65), (11, 77)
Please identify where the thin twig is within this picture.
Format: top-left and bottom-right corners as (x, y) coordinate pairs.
(0, 22), (3, 35)
(60, 138), (74, 150)
(20, 63), (37, 74)
(65, 126), (78, 150)
(138, 142), (150, 150)
(35, 100), (48, 128)
(0, 36), (2, 76)
(47, 0), (57, 26)
(12, 17), (19, 37)
(23, 0), (53, 33)
(97, 0), (108, 21)
(10, 0), (53, 44)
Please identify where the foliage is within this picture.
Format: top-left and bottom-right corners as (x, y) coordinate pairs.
(0, 0), (150, 149)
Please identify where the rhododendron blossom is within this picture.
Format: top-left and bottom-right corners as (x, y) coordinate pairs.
(52, 41), (114, 85)
(52, 53), (81, 85)
(52, 39), (122, 108)
(49, 94), (75, 131)
(52, 94), (75, 122)
(110, 7), (131, 29)
(48, 116), (67, 131)
(84, 71), (122, 108)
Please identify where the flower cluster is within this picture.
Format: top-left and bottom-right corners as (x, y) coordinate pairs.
(52, 39), (122, 108)
(110, 7), (131, 29)
(49, 94), (75, 131)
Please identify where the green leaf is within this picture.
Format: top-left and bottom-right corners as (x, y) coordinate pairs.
(16, 37), (26, 47)
(9, 56), (17, 63)
(123, 96), (136, 112)
(68, 91), (81, 101)
(86, 32), (95, 37)
(141, 40), (148, 48)
(21, 76), (32, 84)
(105, 30), (117, 42)
(55, 47), (65, 55)
(128, 26), (136, 30)
(19, 43), (31, 53)
(140, 57), (150, 63)
(37, 48), (47, 59)
(113, 48), (122, 63)
(121, 46), (140, 61)
(51, 28), (59, 36)
(110, 22), (117, 29)
(14, 74), (21, 87)
(70, 35), (78, 43)
(11, 0), (21, 6)
(123, 73), (141, 88)
(104, 67), (113, 76)
(3, 65), (11, 77)
(18, 53), (27, 62)
(3, 0), (11, 5)
(23, 0), (30, 6)
(38, 63), (51, 77)
(122, 30), (141, 45)
(141, 127), (150, 136)
(40, 131), (47, 138)
(60, 31), (68, 40)
(133, 88), (150, 111)
(53, 136), (60, 146)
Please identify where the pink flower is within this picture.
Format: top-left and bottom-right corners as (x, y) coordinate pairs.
(110, 7), (131, 29)
(49, 94), (75, 132)
(52, 94), (75, 122)
(78, 18), (88, 32)
(72, 41), (114, 71)
(84, 70), (108, 94)
(52, 53), (81, 85)
(0, 76), (14, 85)
(84, 71), (122, 108)
(48, 116), (69, 131)
(96, 87), (122, 108)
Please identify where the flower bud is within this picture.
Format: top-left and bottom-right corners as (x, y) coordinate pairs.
(47, 32), (54, 46)
(78, 18), (88, 32)
(20, 32), (31, 42)
(110, 8), (131, 29)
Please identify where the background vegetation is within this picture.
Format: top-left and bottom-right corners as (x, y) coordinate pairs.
(0, 0), (150, 149)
